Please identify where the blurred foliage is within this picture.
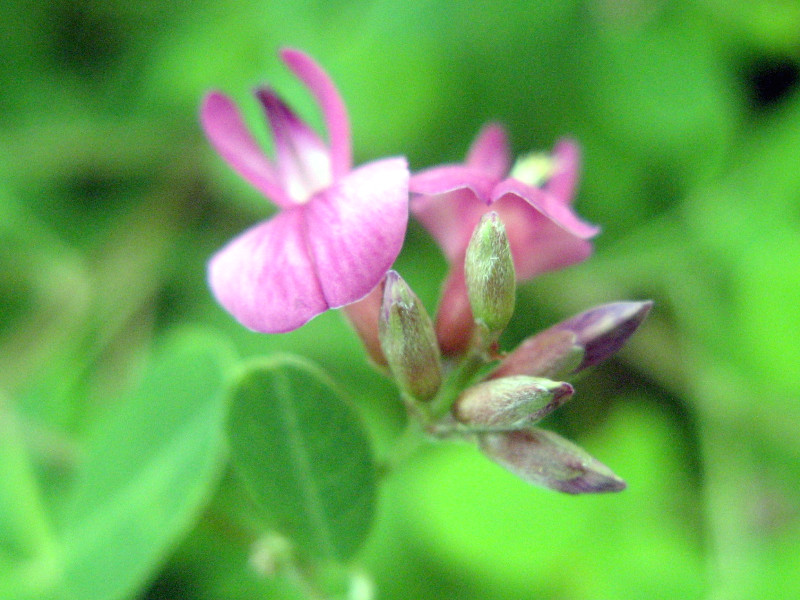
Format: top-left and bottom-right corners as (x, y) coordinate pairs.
(2, 0), (800, 599)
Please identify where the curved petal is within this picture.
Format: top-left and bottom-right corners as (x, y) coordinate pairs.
(280, 48), (352, 178)
(545, 138), (580, 205)
(255, 88), (333, 202)
(492, 192), (594, 280)
(409, 165), (496, 200)
(303, 157), (409, 308)
(466, 123), (511, 179)
(200, 92), (294, 209)
(492, 179), (599, 239)
(208, 210), (328, 333)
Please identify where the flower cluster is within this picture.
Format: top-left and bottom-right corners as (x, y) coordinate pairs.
(201, 49), (651, 494)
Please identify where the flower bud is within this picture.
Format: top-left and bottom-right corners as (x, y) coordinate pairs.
(488, 328), (584, 381)
(554, 301), (653, 372)
(480, 428), (626, 494)
(379, 271), (443, 402)
(464, 212), (516, 335)
(454, 376), (573, 430)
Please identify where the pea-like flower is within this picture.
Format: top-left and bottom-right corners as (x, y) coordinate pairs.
(410, 124), (598, 354)
(201, 49), (409, 333)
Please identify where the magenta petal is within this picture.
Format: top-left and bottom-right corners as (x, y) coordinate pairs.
(466, 123), (511, 179)
(280, 48), (352, 178)
(492, 193), (594, 279)
(412, 188), (490, 263)
(255, 88), (332, 201)
(545, 138), (580, 205)
(492, 179), (599, 239)
(409, 165), (497, 200)
(208, 210), (328, 333)
(303, 157), (409, 307)
(200, 92), (294, 209)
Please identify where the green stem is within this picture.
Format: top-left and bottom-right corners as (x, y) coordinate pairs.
(377, 417), (428, 478)
(428, 325), (497, 421)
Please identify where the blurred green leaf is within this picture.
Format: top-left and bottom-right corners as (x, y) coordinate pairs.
(227, 355), (377, 562)
(0, 329), (234, 600)
(385, 400), (704, 600)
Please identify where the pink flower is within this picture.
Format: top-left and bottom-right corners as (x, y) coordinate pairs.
(410, 124), (598, 354)
(201, 49), (409, 333)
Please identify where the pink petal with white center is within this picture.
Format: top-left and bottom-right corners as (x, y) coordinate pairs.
(200, 92), (294, 209)
(303, 157), (409, 308)
(208, 209), (327, 333)
(466, 123), (511, 179)
(280, 48), (352, 178)
(492, 178), (599, 239)
(255, 88), (333, 202)
(545, 138), (580, 206)
(412, 188), (489, 263)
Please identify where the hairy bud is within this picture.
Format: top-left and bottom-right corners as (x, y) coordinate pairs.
(379, 271), (443, 402)
(454, 376), (573, 429)
(480, 428), (626, 494)
(464, 212), (516, 335)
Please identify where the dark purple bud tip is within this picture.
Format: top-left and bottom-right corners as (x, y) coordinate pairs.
(480, 428), (626, 494)
(555, 301), (653, 372)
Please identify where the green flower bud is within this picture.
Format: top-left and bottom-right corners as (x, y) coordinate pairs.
(379, 271), (443, 403)
(464, 212), (516, 335)
(454, 376), (573, 430)
(480, 428), (626, 494)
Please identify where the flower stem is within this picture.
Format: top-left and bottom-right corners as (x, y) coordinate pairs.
(377, 416), (429, 478)
(428, 325), (496, 421)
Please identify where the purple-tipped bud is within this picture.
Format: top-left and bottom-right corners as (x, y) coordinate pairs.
(379, 271), (443, 402)
(454, 376), (573, 430)
(553, 301), (653, 372)
(488, 329), (584, 380)
(480, 428), (626, 494)
(464, 212), (516, 334)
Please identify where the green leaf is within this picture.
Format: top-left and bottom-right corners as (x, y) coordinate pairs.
(2, 329), (235, 600)
(227, 355), (377, 562)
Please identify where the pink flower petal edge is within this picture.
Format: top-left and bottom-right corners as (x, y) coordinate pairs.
(207, 158), (408, 333)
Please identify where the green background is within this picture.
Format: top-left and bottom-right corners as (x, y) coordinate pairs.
(2, 0), (800, 598)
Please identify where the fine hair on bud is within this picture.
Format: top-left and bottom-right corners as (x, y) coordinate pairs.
(378, 271), (443, 403)
(464, 212), (516, 334)
(454, 376), (573, 430)
(480, 428), (626, 494)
